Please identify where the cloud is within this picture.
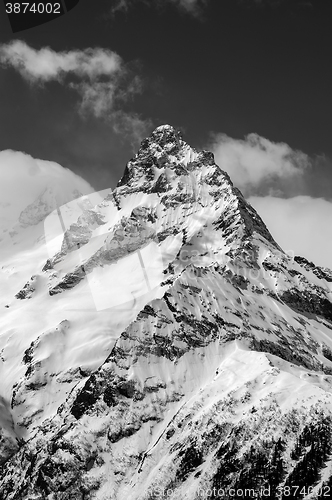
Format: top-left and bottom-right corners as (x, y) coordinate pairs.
(0, 150), (94, 234)
(110, 0), (209, 16)
(207, 132), (311, 197)
(0, 40), (122, 83)
(111, 112), (153, 147)
(73, 81), (118, 118)
(0, 41), (150, 142)
(248, 195), (332, 270)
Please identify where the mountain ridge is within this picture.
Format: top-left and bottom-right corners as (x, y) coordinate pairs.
(0, 125), (332, 499)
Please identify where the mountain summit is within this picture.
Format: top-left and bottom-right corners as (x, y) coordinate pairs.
(0, 125), (332, 499)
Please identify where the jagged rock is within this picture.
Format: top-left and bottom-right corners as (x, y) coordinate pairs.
(49, 269), (85, 295)
(295, 255), (332, 282)
(15, 275), (37, 300)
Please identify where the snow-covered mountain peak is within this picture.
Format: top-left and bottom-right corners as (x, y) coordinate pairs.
(114, 125), (280, 258)
(118, 124), (207, 189)
(1, 127), (332, 499)
(148, 123), (183, 147)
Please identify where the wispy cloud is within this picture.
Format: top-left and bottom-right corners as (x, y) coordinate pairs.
(0, 40), (122, 82)
(207, 132), (310, 197)
(110, 0), (209, 17)
(0, 40), (150, 143)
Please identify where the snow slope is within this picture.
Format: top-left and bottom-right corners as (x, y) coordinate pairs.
(0, 125), (332, 499)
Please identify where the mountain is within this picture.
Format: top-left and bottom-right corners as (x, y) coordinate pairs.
(0, 125), (332, 499)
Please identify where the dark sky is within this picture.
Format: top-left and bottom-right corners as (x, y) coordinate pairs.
(0, 0), (331, 192)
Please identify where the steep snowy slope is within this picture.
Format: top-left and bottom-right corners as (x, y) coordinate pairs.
(0, 125), (332, 499)
(0, 162), (93, 462)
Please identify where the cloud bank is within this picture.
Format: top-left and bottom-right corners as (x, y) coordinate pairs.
(249, 196), (332, 270)
(0, 150), (93, 234)
(208, 132), (310, 197)
(0, 41), (150, 142)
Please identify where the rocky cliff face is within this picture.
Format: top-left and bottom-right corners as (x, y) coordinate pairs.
(0, 125), (332, 499)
